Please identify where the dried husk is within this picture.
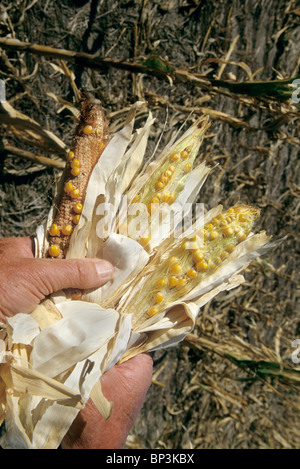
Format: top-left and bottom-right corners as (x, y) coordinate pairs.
(0, 103), (276, 449)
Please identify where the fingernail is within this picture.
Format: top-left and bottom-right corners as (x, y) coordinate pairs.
(94, 260), (114, 281)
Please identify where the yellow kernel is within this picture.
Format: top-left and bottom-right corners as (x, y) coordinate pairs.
(168, 165), (176, 173)
(238, 233), (247, 243)
(165, 170), (172, 179)
(71, 167), (81, 177)
(71, 188), (80, 199)
(147, 203), (158, 214)
(62, 224), (72, 236)
(184, 163), (191, 173)
(192, 250), (204, 263)
(220, 251), (229, 260)
(49, 224), (59, 237)
(226, 245), (235, 254)
(168, 276), (179, 287)
(83, 124), (93, 135)
(48, 245), (60, 257)
(238, 213), (248, 223)
(222, 227), (234, 238)
(159, 175), (169, 184)
(154, 181), (165, 191)
(170, 263), (182, 274)
(176, 278), (187, 289)
(71, 159), (81, 168)
(68, 150), (75, 161)
(161, 192), (171, 203)
(155, 278), (167, 289)
(206, 224), (213, 230)
(168, 194), (176, 204)
(139, 237), (149, 247)
(180, 150), (189, 159)
(132, 194), (140, 203)
(169, 256), (179, 264)
(150, 197), (160, 204)
(64, 182), (74, 193)
(209, 231), (219, 241)
(187, 268), (197, 278)
(73, 203), (83, 214)
(73, 214), (80, 225)
(153, 292), (164, 304)
(148, 306), (160, 317)
(196, 260), (208, 272)
(170, 152), (179, 162)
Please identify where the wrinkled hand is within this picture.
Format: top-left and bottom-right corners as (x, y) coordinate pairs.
(0, 237), (153, 448)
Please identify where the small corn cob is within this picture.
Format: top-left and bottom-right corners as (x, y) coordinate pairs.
(122, 116), (210, 247)
(47, 94), (109, 258)
(120, 205), (260, 327)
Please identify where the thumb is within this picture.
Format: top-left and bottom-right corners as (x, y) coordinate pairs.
(0, 258), (114, 318)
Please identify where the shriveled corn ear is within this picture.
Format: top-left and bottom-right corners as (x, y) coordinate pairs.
(119, 116), (210, 248)
(119, 205), (260, 327)
(46, 94), (109, 259)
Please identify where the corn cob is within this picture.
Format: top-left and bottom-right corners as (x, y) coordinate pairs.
(121, 205), (260, 327)
(47, 94), (109, 258)
(122, 116), (210, 247)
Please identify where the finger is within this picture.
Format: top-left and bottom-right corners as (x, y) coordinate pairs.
(0, 257), (114, 317)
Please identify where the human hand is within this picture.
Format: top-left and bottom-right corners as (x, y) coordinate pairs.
(0, 236), (114, 321)
(0, 236), (153, 448)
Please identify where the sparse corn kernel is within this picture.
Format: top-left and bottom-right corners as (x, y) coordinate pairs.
(226, 245), (235, 253)
(153, 292), (164, 304)
(49, 223), (59, 237)
(238, 213), (248, 223)
(168, 165), (176, 173)
(71, 188), (80, 199)
(192, 250), (204, 263)
(196, 260), (208, 272)
(184, 163), (191, 173)
(71, 167), (81, 177)
(180, 150), (189, 159)
(83, 124), (93, 135)
(176, 278), (187, 289)
(162, 192), (171, 203)
(168, 276), (179, 287)
(170, 263), (182, 274)
(209, 231), (219, 241)
(154, 181), (165, 191)
(220, 251), (229, 260)
(73, 214), (80, 225)
(73, 203), (83, 214)
(62, 224), (72, 236)
(150, 197), (160, 204)
(170, 153), (179, 162)
(48, 244), (60, 257)
(155, 278), (167, 289)
(67, 150), (75, 161)
(187, 268), (197, 278)
(168, 194), (176, 204)
(64, 182), (74, 193)
(222, 227), (234, 238)
(238, 233), (247, 243)
(148, 306), (160, 317)
(71, 159), (81, 168)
